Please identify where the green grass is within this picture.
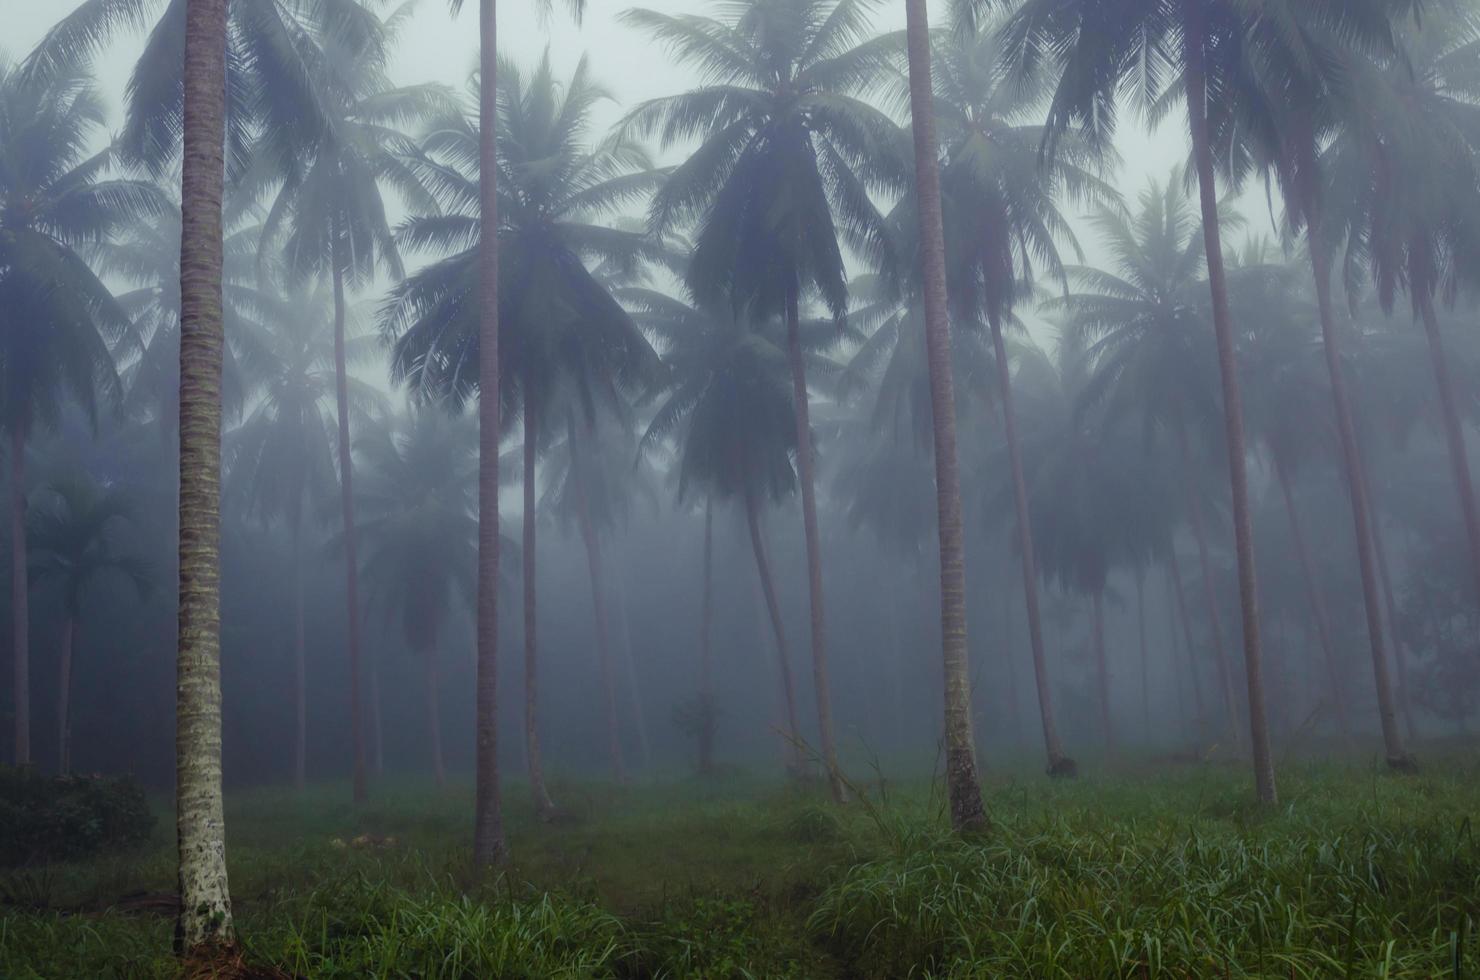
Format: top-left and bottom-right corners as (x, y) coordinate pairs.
(2, 756), (1479, 978)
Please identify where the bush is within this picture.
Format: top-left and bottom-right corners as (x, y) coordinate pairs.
(0, 767), (155, 867)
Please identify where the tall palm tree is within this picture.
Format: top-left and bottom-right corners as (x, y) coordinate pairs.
(29, 475), (149, 775)
(355, 410), (478, 790)
(624, 0), (905, 803)
(0, 59), (155, 766)
(173, 0), (233, 952)
(898, 0), (985, 829)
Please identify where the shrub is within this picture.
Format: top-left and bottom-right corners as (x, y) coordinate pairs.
(0, 767), (155, 867)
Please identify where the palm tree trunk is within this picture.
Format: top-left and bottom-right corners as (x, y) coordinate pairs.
(611, 550), (653, 771)
(1307, 231), (1409, 766)
(9, 417), (28, 767)
(1175, 420), (1240, 742)
(175, 0), (233, 947)
(1415, 290), (1480, 611)
(1362, 468), (1417, 742)
(471, 0), (506, 870)
(1183, 0), (1275, 804)
(905, 0), (987, 830)
(293, 531), (306, 791)
(999, 555), (1023, 745)
(1273, 455), (1351, 738)
(989, 314), (1070, 774)
(1092, 589), (1113, 751)
(783, 282), (844, 804)
(698, 498), (715, 774)
(57, 618), (74, 775)
(1163, 568), (1192, 741)
(522, 411), (556, 817)
(745, 486), (803, 773)
(423, 642), (445, 790)
(570, 423), (626, 785)
(1136, 570), (1150, 743)
(369, 651), (383, 777)
(1167, 550), (1206, 736)
(330, 239), (367, 806)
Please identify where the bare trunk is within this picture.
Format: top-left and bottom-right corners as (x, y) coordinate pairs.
(369, 652), (383, 776)
(424, 642), (445, 790)
(175, 0), (233, 946)
(10, 418), (28, 766)
(293, 533), (306, 791)
(1274, 455), (1351, 738)
(57, 619), (74, 775)
(698, 499), (715, 773)
(1363, 469), (1417, 743)
(1092, 589), (1113, 750)
(1176, 421), (1240, 742)
(745, 487), (804, 773)
(1417, 291), (1480, 611)
(471, 0), (506, 870)
(571, 421), (626, 784)
(1136, 571), (1150, 743)
(1163, 568), (1191, 741)
(522, 411), (556, 817)
(611, 550), (652, 771)
(1167, 550), (1206, 734)
(1184, 0), (1275, 803)
(999, 551), (1023, 745)
(1307, 233), (1408, 766)
(990, 314), (1070, 774)
(904, 0), (986, 831)
(331, 242), (367, 805)
(783, 282), (844, 803)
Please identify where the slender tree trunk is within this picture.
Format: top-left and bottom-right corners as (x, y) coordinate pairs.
(1183, 0), (1275, 803)
(990, 314), (1070, 774)
(1164, 568), (1191, 742)
(1273, 454), (1352, 738)
(570, 422), (625, 784)
(611, 550), (652, 771)
(1092, 589), (1113, 750)
(783, 282), (845, 803)
(1363, 470), (1417, 743)
(57, 619), (74, 775)
(175, 0), (233, 947)
(999, 552), (1023, 745)
(471, 0), (506, 870)
(1307, 232), (1409, 766)
(9, 418), (28, 767)
(904, 0), (986, 831)
(745, 487), (803, 773)
(522, 411), (556, 817)
(330, 242), (367, 805)
(369, 651), (383, 777)
(293, 532), (306, 791)
(423, 641), (445, 790)
(1168, 550), (1206, 736)
(1136, 571), (1150, 743)
(698, 498), (715, 774)
(1176, 421), (1240, 741)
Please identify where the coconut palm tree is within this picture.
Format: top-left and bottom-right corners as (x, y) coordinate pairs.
(624, 0), (906, 803)
(173, 0), (232, 952)
(29, 475), (149, 775)
(0, 58), (158, 767)
(354, 409), (478, 790)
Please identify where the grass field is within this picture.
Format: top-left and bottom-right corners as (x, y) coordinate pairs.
(2, 754), (1479, 978)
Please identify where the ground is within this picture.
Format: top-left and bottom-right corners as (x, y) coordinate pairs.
(2, 753), (1478, 978)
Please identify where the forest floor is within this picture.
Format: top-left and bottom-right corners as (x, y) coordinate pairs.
(2, 750), (1479, 978)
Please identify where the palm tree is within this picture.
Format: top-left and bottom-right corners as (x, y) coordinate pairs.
(624, 0), (905, 803)
(0, 59), (155, 766)
(173, 0), (233, 952)
(355, 410), (478, 790)
(29, 475), (149, 775)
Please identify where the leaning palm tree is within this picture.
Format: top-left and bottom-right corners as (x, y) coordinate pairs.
(173, 0), (233, 953)
(29, 475), (149, 775)
(624, 0), (906, 803)
(0, 59), (156, 766)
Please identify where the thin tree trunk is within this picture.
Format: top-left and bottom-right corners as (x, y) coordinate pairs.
(1164, 567), (1191, 742)
(175, 0), (233, 947)
(783, 281), (844, 804)
(570, 421), (626, 785)
(1136, 570), (1150, 743)
(369, 651), (383, 777)
(1307, 232), (1408, 766)
(57, 619), (74, 775)
(1092, 589), (1113, 750)
(9, 418), (28, 767)
(424, 642), (445, 790)
(331, 240), (367, 805)
(745, 487), (803, 773)
(990, 314), (1070, 774)
(522, 410), (556, 817)
(611, 549), (652, 771)
(1363, 470), (1417, 743)
(698, 498), (715, 774)
(999, 551), (1023, 745)
(1183, 0), (1275, 804)
(904, 0), (986, 831)
(471, 0), (506, 870)
(1273, 454), (1352, 738)
(293, 532), (306, 791)
(1176, 420), (1240, 742)
(1168, 550), (1206, 736)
